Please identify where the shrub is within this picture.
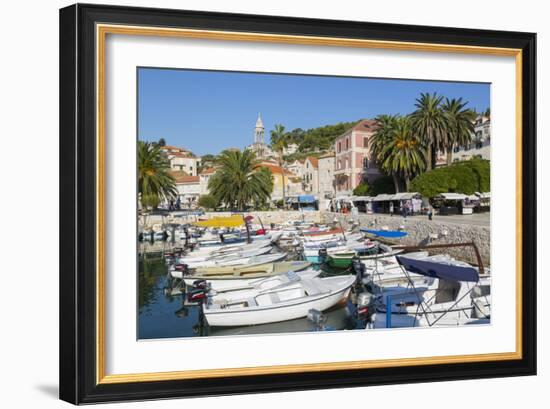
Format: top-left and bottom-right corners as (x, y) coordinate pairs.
(197, 194), (219, 210)
(410, 158), (490, 197)
(353, 183), (369, 196)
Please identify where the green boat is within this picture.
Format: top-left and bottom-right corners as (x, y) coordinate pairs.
(326, 244), (397, 268)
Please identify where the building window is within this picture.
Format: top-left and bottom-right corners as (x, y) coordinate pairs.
(338, 142), (341, 153)
(475, 141), (483, 149)
(345, 139), (349, 150)
(363, 157), (369, 169)
(364, 137), (368, 148)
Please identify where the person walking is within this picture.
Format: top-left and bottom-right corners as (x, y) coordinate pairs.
(389, 201), (394, 217)
(428, 204), (433, 221)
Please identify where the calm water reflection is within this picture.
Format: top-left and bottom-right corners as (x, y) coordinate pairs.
(138, 242), (364, 340)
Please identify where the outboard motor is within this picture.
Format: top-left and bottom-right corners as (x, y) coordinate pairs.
(307, 308), (328, 331)
(192, 279), (208, 290)
(173, 263), (189, 275)
(318, 248), (328, 264)
(356, 292), (375, 322)
(351, 255), (366, 283)
(187, 288), (207, 303)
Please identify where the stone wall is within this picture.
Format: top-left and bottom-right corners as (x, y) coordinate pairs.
(142, 210), (321, 229)
(323, 212), (491, 267)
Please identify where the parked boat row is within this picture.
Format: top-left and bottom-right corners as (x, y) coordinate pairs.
(156, 217), (490, 331)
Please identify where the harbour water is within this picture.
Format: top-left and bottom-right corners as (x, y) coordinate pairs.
(138, 241), (363, 339)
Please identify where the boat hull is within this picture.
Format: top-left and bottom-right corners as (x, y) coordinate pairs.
(204, 283), (353, 326)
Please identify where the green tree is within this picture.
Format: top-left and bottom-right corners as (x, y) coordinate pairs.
(371, 114), (400, 192)
(369, 175), (396, 196)
(197, 194), (219, 210)
(441, 97), (476, 166)
(410, 158), (490, 197)
(378, 116), (426, 191)
(208, 149), (273, 211)
(157, 138), (166, 147)
(353, 183), (369, 196)
(270, 124), (288, 207)
(411, 93), (446, 170)
(138, 141), (177, 209)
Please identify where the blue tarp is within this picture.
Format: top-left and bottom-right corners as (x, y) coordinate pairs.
(360, 229), (408, 238)
(298, 195), (317, 203)
(396, 255), (479, 283)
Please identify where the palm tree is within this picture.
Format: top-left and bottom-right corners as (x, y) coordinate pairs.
(270, 124), (288, 206)
(371, 114), (400, 192)
(379, 116), (426, 191)
(208, 149), (273, 211)
(137, 141), (177, 209)
(441, 98), (477, 165)
(411, 93), (446, 170)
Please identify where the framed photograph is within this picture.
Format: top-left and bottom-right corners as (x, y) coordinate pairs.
(59, 3), (536, 404)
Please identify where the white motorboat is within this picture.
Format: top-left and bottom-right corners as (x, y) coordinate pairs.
(366, 253), (491, 328)
(177, 240), (272, 262)
(203, 275), (356, 326)
(178, 244), (272, 266)
(181, 251), (286, 270)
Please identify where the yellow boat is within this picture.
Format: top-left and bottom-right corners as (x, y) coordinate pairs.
(192, 215), (244, 228)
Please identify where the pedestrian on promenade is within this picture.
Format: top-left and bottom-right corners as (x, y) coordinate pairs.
(389, 201), (394, 217)
(428, 205), (433, 221)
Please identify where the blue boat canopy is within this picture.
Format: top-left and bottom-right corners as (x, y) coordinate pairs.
(396, 255), (479, 282)
(360, 229), (408, 238)
(298, 195), (316, 203)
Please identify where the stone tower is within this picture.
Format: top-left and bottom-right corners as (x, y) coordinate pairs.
(254, 113), (265, 145)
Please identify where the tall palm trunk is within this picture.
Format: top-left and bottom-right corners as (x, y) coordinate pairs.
(446, 145), (454, 166)
(280, 158), (286, 209)
(392, 174), (400, 193)
(425, 127), (433, 171)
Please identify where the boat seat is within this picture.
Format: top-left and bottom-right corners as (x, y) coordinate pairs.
(246, 298), (258, 307)
(269, 292), (280, 304)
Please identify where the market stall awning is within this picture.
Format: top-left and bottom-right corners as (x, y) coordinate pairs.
(372, 194), (394, 201)
(437, 192), (468, 200)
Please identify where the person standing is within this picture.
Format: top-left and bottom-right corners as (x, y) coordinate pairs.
(428, 204), (433, 221)
(389, 201), (394, 217)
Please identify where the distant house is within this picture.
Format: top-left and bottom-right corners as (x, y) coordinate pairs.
(302, 156), (319, 194)
(318, 152), (335, 199)
(257, 162), (302, 200)
(198, 167), (216, 195)
(172, 172), (201, 208)
(452, 115), (491, 162)
(334, 119), (381, 195)
(160, 145), (201, 176)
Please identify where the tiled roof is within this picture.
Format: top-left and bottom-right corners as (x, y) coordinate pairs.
(305, 156), (319, 168)
(351, 119), (379, 132)
(174, 174), (200, 184)
(199, 167), (216, 175)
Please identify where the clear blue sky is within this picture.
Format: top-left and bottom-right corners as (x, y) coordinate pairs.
(138, 68), (490, 156)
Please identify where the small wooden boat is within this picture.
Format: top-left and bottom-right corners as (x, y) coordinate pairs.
(327, 243), (402, 268)
(203, 275), (356, 326)
(178, 260), (312, 291)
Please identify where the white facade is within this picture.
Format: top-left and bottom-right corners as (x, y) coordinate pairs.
(318, 154), (336, 199)
(175, 177), (201, 208)
(168, 155), (201, 176)
(302, 157), (319, 194)
(452, 115), (491, 162)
